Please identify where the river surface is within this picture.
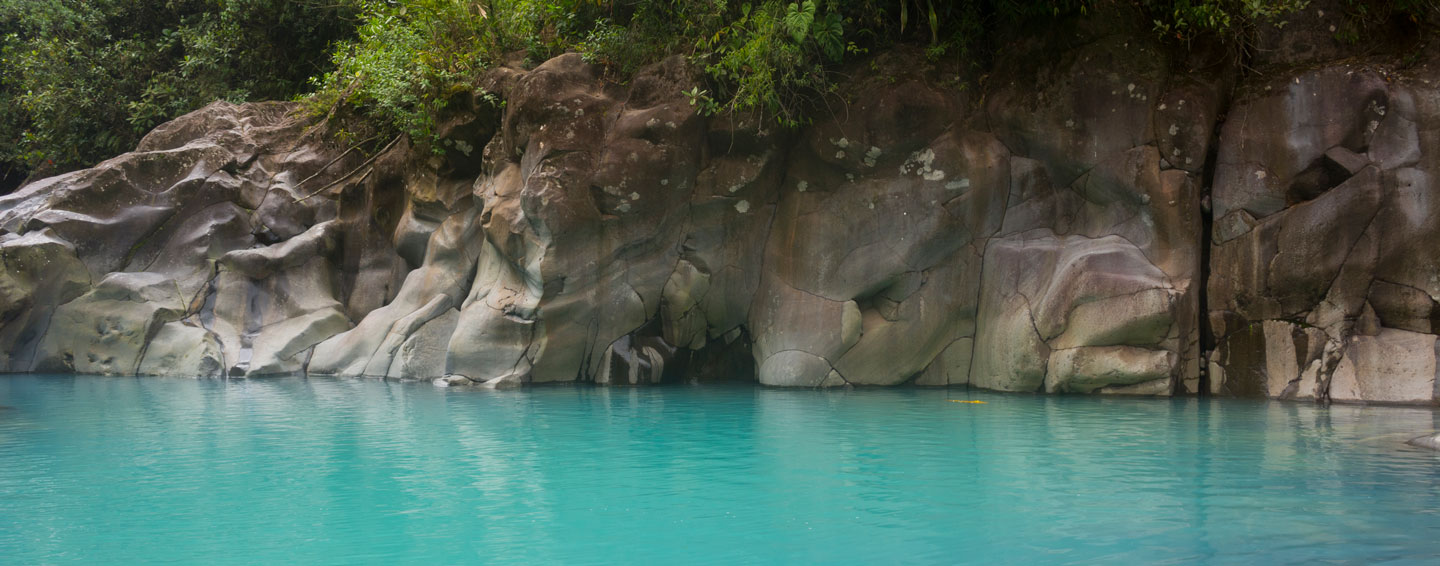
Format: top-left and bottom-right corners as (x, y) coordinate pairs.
(2, 375), (1439, 564)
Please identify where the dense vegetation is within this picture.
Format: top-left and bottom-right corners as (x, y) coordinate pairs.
(3, 0), (1436, 191)
(0, 0), (358, 189)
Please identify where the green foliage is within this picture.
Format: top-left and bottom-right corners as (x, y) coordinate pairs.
(695, 1), (848, 125)
(309, 0), (492, 147)
(5, 0), (1433, 188)
(0, 0), (356, 182)
(1149, 0), (1310, 41)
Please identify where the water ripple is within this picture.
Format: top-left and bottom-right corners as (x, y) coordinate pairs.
(2, 377), (1439, 564)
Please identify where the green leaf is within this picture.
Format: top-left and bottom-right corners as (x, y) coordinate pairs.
(928, 0), (939, 45)
(783, 1), (816, 44)
(813, 12), (844, 62)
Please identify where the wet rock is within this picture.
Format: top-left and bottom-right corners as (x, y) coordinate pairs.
(32, 273), (186, 375)
(1046, 346), (1175, 394)
(971, 233), (1182, 393)
(1208, 54), (1440, 404)
(595, 333), (677, 386)
(136, 322), (225, 378)
(0, 229), (90, 371)
(1408, 433), (1440, 451)
(1328, 329), (1437, 404)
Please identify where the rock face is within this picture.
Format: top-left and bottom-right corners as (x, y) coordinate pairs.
(1207, 58), (1440, 405)
(1, 6), (1437, 406)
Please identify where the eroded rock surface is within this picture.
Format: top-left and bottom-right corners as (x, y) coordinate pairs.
(1207, 54), (1440, 406)
(2, 6), (1438, 406)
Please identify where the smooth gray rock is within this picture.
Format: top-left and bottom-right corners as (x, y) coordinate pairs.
(32, 272), (186, 375)
(136, 322), (225, 378)
(1, 29), (1437, 409)
(0, 229), (90, 371)
(1408, 433), (1440, 451)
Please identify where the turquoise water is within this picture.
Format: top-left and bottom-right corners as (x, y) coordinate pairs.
(2, 376), (1439, 564)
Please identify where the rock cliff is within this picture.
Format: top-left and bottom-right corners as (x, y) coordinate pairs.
(2, 8), (1437, 404)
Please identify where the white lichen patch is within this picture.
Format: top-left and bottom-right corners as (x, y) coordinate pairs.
(734, 199), (750, 213)
(944, 178), (971, 191)
(1168, 124), (1180, 136)
(603, 181), (629, 196)
(629, 192), (640, 200)
(900, 148), (944, 181)
(660, 179), (669, 186)
(617, 202), (631, 213)
(863, 146), (882, 167)
(830, 137), (851, 148)
(646, 118), (660, 127)
(797, 180), (809, 192)
(728, 183), (742, 194)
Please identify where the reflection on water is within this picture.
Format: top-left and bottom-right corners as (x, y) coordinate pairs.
(1, 375), (1438, 564)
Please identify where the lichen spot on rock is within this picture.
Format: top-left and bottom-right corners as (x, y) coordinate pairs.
(945, 178), (970, 191)
(864, 146), (881, 167)
(901, 148), (943, 180)
(734, 200), (750, 214)
(797, 180), (808, 192)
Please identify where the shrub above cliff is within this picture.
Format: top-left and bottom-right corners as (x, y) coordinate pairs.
(313, 0), (1440, 150)
(5, 0), (1436, 192)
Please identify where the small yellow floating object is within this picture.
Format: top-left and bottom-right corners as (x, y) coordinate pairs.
(948, 400), (986, 404)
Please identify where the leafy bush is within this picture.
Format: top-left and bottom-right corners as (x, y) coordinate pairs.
(692, 1), (846, 125)
(308, 0), (492, 147)
(1149, 0), (1311, 42)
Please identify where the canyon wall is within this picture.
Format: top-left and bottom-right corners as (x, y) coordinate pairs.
(1, 8), (1437, 403)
